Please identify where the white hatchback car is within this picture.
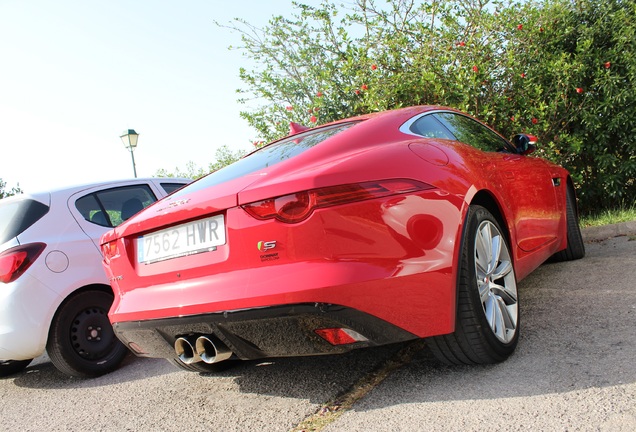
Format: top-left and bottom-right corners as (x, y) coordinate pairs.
(0, 177), (190, 377)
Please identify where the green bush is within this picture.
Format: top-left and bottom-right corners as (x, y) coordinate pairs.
(0, 178), (22, 199)
(227, 0), (635, 215)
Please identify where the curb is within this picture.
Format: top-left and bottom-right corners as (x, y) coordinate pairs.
(581, 221), (636, 242)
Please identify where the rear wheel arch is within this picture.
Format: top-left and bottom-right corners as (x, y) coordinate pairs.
(469, 190), (512, 250)
(48, 284), (114, 328)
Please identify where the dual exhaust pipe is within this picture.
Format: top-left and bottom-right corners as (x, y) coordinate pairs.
(174, 335), (232, 364)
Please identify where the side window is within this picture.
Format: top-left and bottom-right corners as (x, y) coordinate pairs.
(160, 182), (188, 195)
(75, 185), (158, 227)
(434, 112), (510, 152)
(409, 115), (455, 140)
(75, 194), (111, 227)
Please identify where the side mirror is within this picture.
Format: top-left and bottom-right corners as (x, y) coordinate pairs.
(512, 134), (537, 155)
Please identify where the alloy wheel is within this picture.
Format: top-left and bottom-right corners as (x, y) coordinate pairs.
(474, 220), (518, 343)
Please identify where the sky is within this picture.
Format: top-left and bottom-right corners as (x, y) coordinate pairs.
(0, 0), (318, 193)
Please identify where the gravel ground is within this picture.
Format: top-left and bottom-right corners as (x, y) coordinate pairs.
(1, 224), (634, 431)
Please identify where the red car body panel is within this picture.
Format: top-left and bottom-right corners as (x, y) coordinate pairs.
(101, 106), (570, 360)
(106, 188), (464, 336)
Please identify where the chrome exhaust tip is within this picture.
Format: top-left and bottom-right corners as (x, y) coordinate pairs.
(174, 336), (202, 364)
(195, 335), (233, 364)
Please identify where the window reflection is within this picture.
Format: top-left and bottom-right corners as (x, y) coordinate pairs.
(434, 113), (511, 153)
(173, 122), (358, 197)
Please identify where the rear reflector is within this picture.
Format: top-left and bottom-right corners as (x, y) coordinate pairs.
(243, 179), (433, 223)
(0, 243), (46, 284)
(315, 328), (369, 346)
(128, 342), (148, 355)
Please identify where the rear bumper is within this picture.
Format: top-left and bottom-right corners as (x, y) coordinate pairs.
(0, 274), (58, 361)
(113, 303), (418, 360)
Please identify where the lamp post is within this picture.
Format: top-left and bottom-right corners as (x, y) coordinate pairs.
(120, 129), (139, 178)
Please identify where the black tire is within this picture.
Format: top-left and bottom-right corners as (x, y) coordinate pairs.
(428, 205), (519, 365)
(0, 359), (33, 377)
(46, 290), (128, 378)
(550, 186), (585, 262)
(167, 357), (238, 373)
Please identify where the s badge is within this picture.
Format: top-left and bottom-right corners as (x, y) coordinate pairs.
(257, 241), (277, 251)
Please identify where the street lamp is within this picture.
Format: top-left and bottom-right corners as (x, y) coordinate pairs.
(120, 129), (139, 178)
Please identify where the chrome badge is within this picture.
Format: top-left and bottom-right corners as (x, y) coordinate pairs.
(257, 241), (277, 251)
(156, 198), (190, 212)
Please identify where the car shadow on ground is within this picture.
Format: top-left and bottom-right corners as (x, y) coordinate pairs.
(7, 353), (175, 389)
(9, 334), (408, 402)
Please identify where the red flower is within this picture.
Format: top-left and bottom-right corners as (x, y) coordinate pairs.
(371, 64), (377, 70)
(576, 87), (584, 94)
(517, 24), (523, 30)
(510, 116), (515, 122)
(286, 105), (293, 111)
(355, 89), (361, 95)
(456, 41), (466, 47)
(361, 84), (368, 91)
(604, 61), (611, 69)
(472, 65), (479, 73)
(539, 27), (544, 32)
(316, 91), (324, 97)
(520, 73), (526, 78)
(310, 116), (317, 123)
(531, 118), (538, 124)
(314, 107), (320, 112)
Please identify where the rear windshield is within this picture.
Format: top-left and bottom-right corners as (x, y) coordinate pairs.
(160, 182), (189, 195)
(0, 198), (50, 244)
(172, 122), (357, 198)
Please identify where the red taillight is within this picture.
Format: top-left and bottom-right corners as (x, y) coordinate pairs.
(242, 179), (432, 223)
(101, 241), (119, 262)
(315, 328), (369, 346)
(0, 243), (46, 284)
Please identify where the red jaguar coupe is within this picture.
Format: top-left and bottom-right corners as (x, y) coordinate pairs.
(101, 106), (585, 372)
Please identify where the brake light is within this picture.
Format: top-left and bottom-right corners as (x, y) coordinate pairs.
(0, 243), (46, 284)
(242, 179), (432, 223)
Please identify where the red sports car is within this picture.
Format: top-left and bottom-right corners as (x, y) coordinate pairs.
(101, 106), (585, 372)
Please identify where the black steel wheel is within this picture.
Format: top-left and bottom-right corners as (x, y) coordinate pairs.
(46, 290), (128, 378)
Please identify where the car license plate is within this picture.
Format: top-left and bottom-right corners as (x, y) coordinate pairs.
(137, 215), (225, 264)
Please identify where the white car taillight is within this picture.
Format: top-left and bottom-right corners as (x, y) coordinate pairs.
(0, 243), (46, 283)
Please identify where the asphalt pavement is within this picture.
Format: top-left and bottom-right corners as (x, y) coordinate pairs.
(323, 224), (636, 431)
